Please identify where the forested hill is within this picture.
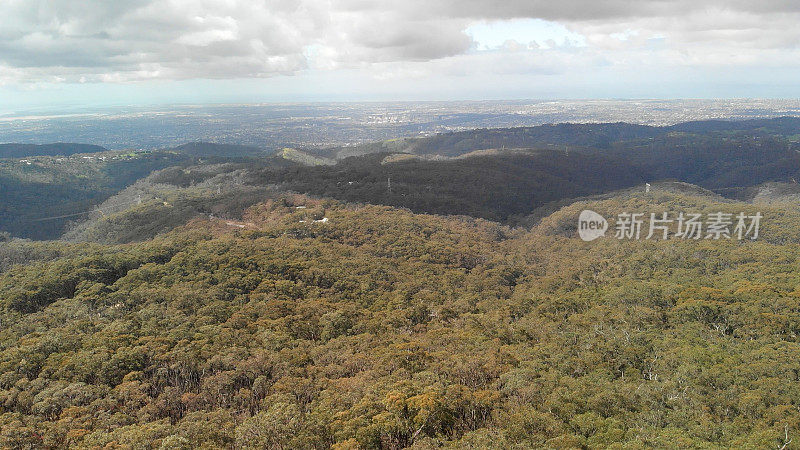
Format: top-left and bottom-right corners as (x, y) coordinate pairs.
(42, 118), (800, 244)
(307, 116), (800, 160)
(4, 117), (800, 447)
(0, 151), (191, 240)
(4, 116), (800, 241)
(2, 191), (800, 447)
(171, 142), (271, 158)
(0, 143), (108, 158)
(253, 131), (800, 225)
(670, 116), (800, 134)
(313, 122), (662, 159)
(0, 144), (277, 240)
(255, 150), (646, 223)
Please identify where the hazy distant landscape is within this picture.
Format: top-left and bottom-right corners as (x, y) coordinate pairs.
(3, 99), (800, 150)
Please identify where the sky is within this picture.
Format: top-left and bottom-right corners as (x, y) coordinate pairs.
(1, 0), (800, 112)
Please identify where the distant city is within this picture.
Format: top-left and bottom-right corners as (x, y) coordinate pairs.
(2, 99), (800, 150)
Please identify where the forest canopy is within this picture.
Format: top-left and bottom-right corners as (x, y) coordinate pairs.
(3, 119), (800, 448)
(1, 191), (799, 448)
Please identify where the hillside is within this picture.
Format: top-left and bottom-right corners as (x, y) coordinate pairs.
(310, 122), (662, 159)
(63, 163), (284, 244)
(0, 143), (108, 158)
(0, 146), (286, 240)
(1, 190), (800, 447)
(257, 150), (646, 223)
(0, 151), (190, 240)
(3, 117), (800, 243)
(733, 182), (800, 205)
(259, 129), (800, 226)
(171, 142), (271, 158)
(306, 117), (800, 161)
(47, 117), (800, 244)
(280, 148), (336, 166)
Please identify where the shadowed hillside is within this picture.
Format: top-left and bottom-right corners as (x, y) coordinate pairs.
(0, 143), (108, 158)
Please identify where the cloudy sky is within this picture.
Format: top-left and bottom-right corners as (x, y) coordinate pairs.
(1, 0), (800, 111)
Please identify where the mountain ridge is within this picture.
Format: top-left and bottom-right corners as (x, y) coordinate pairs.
(0, 143), (108, 158)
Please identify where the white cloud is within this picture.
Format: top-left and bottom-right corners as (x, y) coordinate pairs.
(1, 0), (800, 84)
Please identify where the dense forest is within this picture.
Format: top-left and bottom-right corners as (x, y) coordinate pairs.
(0, 152), (189, 239)
(250, 133), (800, 225)
(4, 118), (800, 241)
(252, 151), (647, 223)
(0, 144), (277, 240)
(1, 190), (800, 448)
(74, 123), (799, 244)
(308, 116), (800, 160)
(0, 143), (108, 159)
(2, 118), (800, 447)
(69, 130), (800, 245)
